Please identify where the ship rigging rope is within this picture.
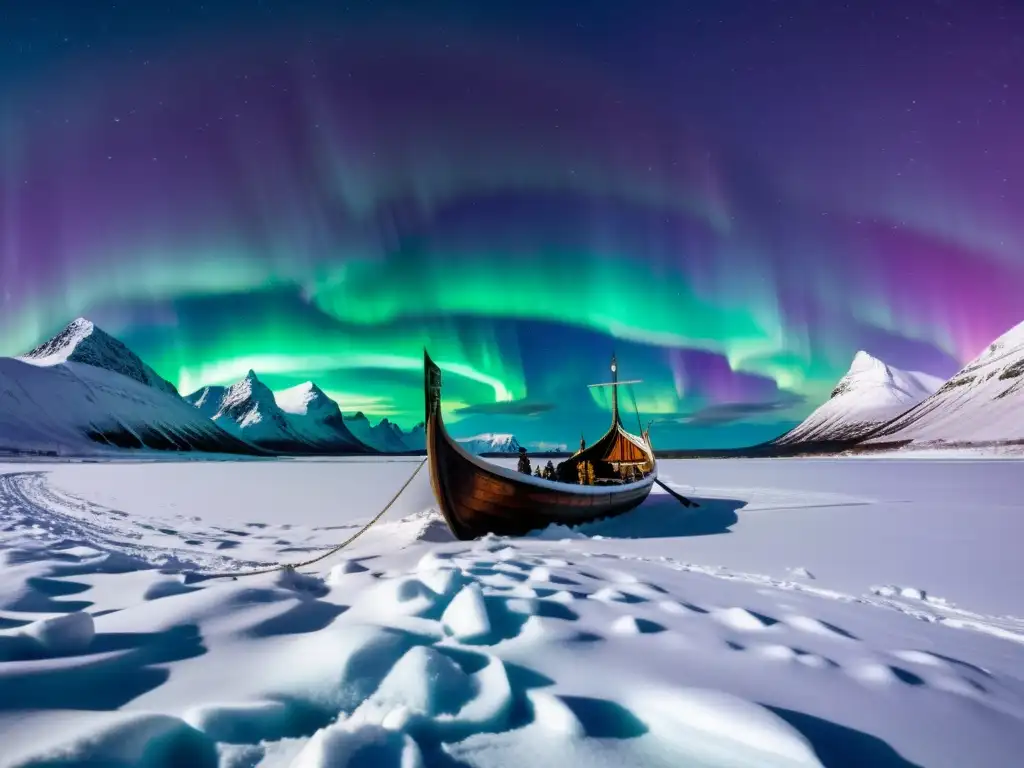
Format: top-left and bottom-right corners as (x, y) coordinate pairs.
(627, 383), (644, 434)
(187, 458), (428, 581)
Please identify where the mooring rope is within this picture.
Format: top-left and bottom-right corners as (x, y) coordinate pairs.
(186, 458), (428, 582)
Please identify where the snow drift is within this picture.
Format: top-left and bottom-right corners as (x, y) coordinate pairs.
(3, 456), (1024, 766)
(775, 352), (944, 445)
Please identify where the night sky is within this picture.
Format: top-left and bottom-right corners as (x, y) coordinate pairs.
(2, 1), (1022, 449)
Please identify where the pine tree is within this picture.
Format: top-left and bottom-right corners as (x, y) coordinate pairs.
(543, 460), (556, 480)
(534, 466), (543, 477)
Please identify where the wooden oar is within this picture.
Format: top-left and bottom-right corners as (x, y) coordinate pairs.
(654, 477), (699, 508)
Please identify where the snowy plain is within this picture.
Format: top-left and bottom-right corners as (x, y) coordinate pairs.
(0, 455), (1022, 767)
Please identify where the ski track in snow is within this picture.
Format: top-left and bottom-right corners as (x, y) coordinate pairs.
(3, 468), (1023, 644)
(0, 471), (362, 577)
(1, 464), (1024, 766)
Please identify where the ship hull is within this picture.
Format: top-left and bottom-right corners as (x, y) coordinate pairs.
(424, 351), (656, 540)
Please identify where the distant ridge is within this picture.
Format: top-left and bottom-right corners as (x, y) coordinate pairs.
(343, 412), (409, 453)
(184, 374), (373, 454)
(457, 433), (522, 455)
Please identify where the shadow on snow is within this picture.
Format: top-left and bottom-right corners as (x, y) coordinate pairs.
(576, 492), (747, 539)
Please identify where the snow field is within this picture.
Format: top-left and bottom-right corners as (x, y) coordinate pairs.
(0, 457), (1022, 766)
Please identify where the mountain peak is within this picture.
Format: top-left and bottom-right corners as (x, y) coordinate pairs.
(24, 317), (105, 363)
(848, 350), (886, 374)
(20, 317), (179, 397)
(210, 371), (291, 437)
(275, 380), (337, 417)
(777, 352), (944, 446)
(229, 370), (272, 397)
(67, 317), (95, 335)
(831, 351), (901, 399)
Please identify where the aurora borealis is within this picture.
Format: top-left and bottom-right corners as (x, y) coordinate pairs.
(2, 1), (1023, 448)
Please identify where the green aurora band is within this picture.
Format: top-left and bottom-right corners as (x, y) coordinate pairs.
(2, 8), (1017, 448)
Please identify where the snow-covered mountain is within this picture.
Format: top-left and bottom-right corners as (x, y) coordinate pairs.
(186, 385), (227, 420)
(185, 371), (303, 450)
(2, 323), (258, 456)
(186, 377), (395, 453)
(456, 433), (522, 454)
(775, 351), (945, 446)
(402, 422), (426, 452)
(275, 382), (369, 452)
(344, 412), (410, 453)
(865, 321), (1024, 446)
(20, 317), (181, 398)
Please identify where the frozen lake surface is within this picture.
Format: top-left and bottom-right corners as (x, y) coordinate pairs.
(0, 456), (1022, 766)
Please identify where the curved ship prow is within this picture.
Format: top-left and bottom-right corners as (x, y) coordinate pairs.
(424, 350), (656, 540)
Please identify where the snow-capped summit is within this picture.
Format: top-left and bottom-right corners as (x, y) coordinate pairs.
(20, 317), (180, 397)
(275, 381), (332, 416)
(188, 370), (298, 447)
(830, 351), (943, 403)
(456, 433), (522, 454)
(775, 351), (944, 445)
(219, 371), (283, 428)
(866, 320), (1024, 446)
(274, 382), (367, 452)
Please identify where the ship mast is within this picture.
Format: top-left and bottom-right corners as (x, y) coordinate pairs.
(587, 354), (641, 429)
(611, 354), (619, 425)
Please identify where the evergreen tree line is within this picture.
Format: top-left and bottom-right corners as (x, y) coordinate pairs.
(517, 447), (608, 484)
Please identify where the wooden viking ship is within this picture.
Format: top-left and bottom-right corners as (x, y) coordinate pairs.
(424, 350), (657, 539)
